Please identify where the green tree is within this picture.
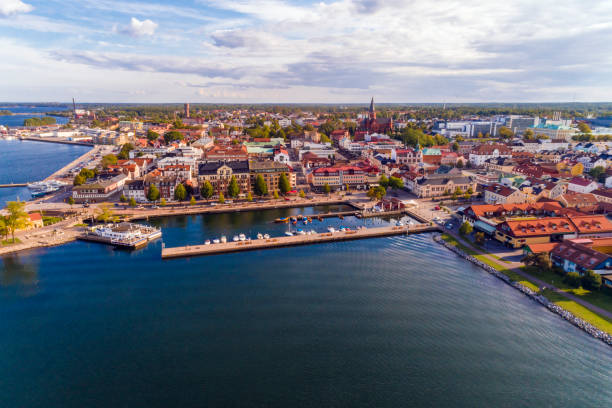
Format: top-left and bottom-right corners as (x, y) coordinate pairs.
(73, 174), (85, 186)
(278, 172), (291, 194)
(498, 126), (514, 139)
(119, 194), (127, 203)
(563, 272), (581, 288)
(247, 192), (253, 202)
(129, 197), (137, 207)
(147, 184), (160, 202)
(320, 133), (331, 144)
(96, 204), (114, 223)
(218, 192), (225, 203)
(523, 129), (535, 140)
(101, 154), (118, 168)
(366, 186), (386, 201)
(323, 183), (331, 194)
(190, 196), (196, 205)
(589, 166), (605, 182)
(174, 183), (187, 201)
(474, 232), (485, 245)
(24, 116), (56, 126)
(254, 174), (268, 196)
(378, 175), (389, 188)
(0, 216), (8, 242)
(578, 122), (592, 134)
(273, 190), (279, 199)
(118, 143), (135, 160)
(451, 141), (459, 152)
(459, 221), (473, 236)
(5, 201), (29, 242)
(146, 129), (160, 141)
(227, 176), (240, 198)
(299, 189), (305, 198)
(200, 180), (214, 199)
(388, 176), (404, 190)
(67, 197), (75, 206)
(581, 270), (602, 290)
(160, 198), (167, 207)
(164, 130), (184, 144)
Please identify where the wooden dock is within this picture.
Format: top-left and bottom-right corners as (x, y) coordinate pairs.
(0, 183), (28, 188)
(161, 224), (441, 259)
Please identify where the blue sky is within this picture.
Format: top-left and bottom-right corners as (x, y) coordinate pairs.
(1, 0), (611, 103)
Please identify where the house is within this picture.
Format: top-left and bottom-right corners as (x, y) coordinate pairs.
(143, 173), (180, 201)
(203, 144), (249, 162)
(412, 174), (477, 198)
(494, 217), (576, 248)
(591, 188), (612, 205)
(469, 144), (513, 166)
(567, 177), (599, 194)
(551, 240), (612, 274)
(557, 192), (599, 209)
(197, 160), (251, 197)
(483, 183), (527, 204)
(249, 160), (295, 194)
(570, 215), (612, 238)
(28, 213), (44, 229)
(123, 179), (147, 202)
(72, 174), (128, 203)
(462, 202), (563, 225)
(273, 147), (290, 163)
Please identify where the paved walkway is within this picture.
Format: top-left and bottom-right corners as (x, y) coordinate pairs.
(446, 230), (612, 321)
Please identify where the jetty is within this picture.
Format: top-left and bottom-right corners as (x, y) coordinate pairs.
(161, 224), (440, 259)
(0, 183), (28, 188)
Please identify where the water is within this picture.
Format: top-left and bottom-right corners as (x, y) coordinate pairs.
(1, 208), (611, 407)
(0, 139), (91, 206)
(0, 105), (69, 127)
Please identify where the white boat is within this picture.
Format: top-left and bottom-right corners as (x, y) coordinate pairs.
(205, 240), (211, 245)
(263, 234), (270, 239)
(239, 233), (246, 241)
(220, 236), (227, 243)
(327, 227), (336, 233)
(397, 221), (404, 226)
(285, 231), (294, 236)
(213, 238), (220, 244)
(257, 233), (263, 239)
(297, 230), (306, 235)
(233, 235), (240, 242)
(310, 230), (316, 234)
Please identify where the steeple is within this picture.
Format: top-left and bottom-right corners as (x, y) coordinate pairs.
(369, 97), (376, 119)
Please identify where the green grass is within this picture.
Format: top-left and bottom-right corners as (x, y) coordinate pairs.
(1, 238), (22, 246)
(42, 216), (63, 226)
(542, 289), (612, 334)
(74, 223), (88, 227)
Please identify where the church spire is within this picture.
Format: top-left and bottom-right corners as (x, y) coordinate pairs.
(369, 97), (376, 119)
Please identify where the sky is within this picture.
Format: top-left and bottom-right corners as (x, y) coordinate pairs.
(0, 0), (611, 103)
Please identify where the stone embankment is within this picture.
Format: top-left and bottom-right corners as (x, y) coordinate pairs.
(433, 234), (612, 347)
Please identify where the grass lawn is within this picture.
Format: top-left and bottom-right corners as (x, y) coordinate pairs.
(42, 216), (63, 226)
(542, 289), (612, 334)
(1, 238), (22, 246)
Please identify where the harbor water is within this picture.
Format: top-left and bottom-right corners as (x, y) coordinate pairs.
(1, 208), (611, 407)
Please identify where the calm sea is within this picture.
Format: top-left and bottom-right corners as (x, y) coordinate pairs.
(0, 105), (69, 127)
(1, 208), (611, 407)
(0, 139), (91, 206)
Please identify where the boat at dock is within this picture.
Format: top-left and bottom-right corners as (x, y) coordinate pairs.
(80, 222), (161, 248)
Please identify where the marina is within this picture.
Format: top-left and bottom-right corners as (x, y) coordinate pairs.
(161, 224), (440, 259)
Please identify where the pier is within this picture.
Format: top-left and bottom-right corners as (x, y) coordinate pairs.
(0, 183), (28, 188)
(161, 224), (441, 259)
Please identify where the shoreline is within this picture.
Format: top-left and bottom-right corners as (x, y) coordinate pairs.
(433, 234), (612, 347)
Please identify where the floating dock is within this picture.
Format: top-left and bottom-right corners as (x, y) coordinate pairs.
(161, 224), (440, 259)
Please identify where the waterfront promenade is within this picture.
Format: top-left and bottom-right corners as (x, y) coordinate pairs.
(162, 224), (440, 259)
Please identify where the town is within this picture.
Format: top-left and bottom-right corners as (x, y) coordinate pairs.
(1, 100), (612, 342)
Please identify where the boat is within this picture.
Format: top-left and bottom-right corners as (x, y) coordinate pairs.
(233, 235), (240, 242)
(310, 230), (316, 235)
(317, 216), (323, 221)
(327, 227), (336, 233)
(86, 222), (161, 248)
(213, 238), (220, 244)
(303, 219), (308, 225)
(257, 233), (263, 239)
(296, 229), (306, 235)
(220, 236), (227, 243)
(239, 233), (246, 241)
(275, 217), (289, 223)
(339, 215), (344, 220)
(285, 231), (294, 236)
(397, 221), (404, 226)
(205, 240), (211, 245)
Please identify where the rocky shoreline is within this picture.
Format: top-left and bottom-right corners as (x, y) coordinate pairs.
(433, 234), (612, 347)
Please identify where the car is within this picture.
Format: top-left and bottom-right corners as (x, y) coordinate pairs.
(434, 206), (440, 211)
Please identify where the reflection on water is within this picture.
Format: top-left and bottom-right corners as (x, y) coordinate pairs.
(0, 255), (39, 296)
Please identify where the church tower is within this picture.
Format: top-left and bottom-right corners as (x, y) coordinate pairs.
(369, 97), (376, 120)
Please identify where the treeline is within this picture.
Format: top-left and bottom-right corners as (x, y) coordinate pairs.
(0, 110), (12, 116)
(23, 116), (57, 126)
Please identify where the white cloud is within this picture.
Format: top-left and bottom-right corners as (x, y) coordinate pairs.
(0, 0), (33, 17)
(118, 17), (158, 37)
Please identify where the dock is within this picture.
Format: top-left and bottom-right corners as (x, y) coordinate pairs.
(161, 224), (441, 259)
(0, 183), (28, 188)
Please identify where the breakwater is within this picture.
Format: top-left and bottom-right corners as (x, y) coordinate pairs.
(433, 234), (612, 346)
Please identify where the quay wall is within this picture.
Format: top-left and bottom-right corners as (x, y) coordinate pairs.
(433, 234), (612, 347)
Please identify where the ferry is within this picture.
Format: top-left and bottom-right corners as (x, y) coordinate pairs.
(85, 222), (161, 248)
(28, 180), (68, 198)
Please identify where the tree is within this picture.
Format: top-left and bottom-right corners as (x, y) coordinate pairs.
(273, 190), (279, 199)
(523, 129), (535, 140)
(73, 174), (85, 186)
(563, 272), (581, 288)
(147, 184), (160, 202)
(367, 186), (387, 201)
(452, 186), (463, 200)
(227, 176), (240, 198)
(200, 180), (214, 199)
(160, 198), (167, 207)
(247, 192), (253, 202)
(0, 216), (8, 242)
(101, 154), (118, 168)
(451, 141), (459, 152)
(174, 183), (187, 201)
(459, 221), (473, 236)
(464, 191), (472, 200)
(320, 133), (331, 144)
(388, 176), (404, 190)
(474, 232), (485, 245)
(456, 160), (464, 169)
(120, 194), (127, 203)
(299, 189), (305, 198)
(164, 130), (184, 144)
(254, 174), (268, 196)
(581, 270), (602, 290)
(498, 126), (514, 139)
(129, 197), (137, 207)
(218, 192), (225, 203)
(323, 183), (331, 194)
(278, 172), (291, 194)
(5, 201), (29, 242)
(96, 204), (114, 223)
(578, 122), (592, 134)
(589, 166), (605, 182)
(118, 143), (135, 160)
(146, 129), (160, 141)
(67, 197), (75, 206)
(378, 175), (389, 188)
(190, 196), (196, 205)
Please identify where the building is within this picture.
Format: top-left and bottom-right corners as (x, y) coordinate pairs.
(412, 174), (476, 198)
(309, 165), (370, 190)
(197, 161), (251, 197)
(72, 174), (128, 203)
(469, 144), (513, 166)
(123, 179), (147, 202)
(483, 183), (527, 204)
(360, 98), (392, 134)
(567, 177), (599, 194)
(204, 144), (249, 162)
(551, 240), (612, 274)
(494, 217), (577, 248)
(249, 161), (295, 194)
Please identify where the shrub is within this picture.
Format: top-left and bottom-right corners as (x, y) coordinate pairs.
(563, 272), (581, 288)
